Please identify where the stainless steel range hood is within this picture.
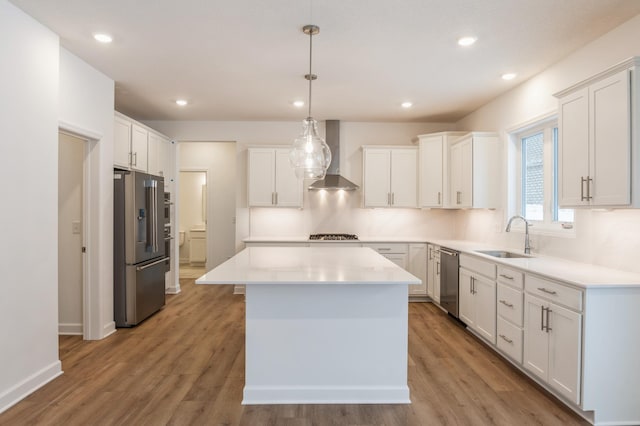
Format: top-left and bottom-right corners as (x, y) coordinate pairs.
(308, 120), (359, 191)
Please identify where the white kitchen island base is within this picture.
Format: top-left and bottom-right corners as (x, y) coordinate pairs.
(243, 283), (410, 405)
(195, 247), (420, 405)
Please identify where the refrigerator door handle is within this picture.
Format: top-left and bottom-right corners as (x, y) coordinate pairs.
(136, 257), (169, 271)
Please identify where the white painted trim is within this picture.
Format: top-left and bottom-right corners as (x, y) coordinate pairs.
(102, 321), (116, 339)
(59, 120), (103, 142)
(166, 286), (181, 295)
(0, 361), (62, 415)
(58, 323), (83, 335)
(505, 110), (558, 134)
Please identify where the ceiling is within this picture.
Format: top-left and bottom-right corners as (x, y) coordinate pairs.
(10, 0), (640, 122)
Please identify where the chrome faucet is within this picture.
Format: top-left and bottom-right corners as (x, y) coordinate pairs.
(505, 215), (531, 254)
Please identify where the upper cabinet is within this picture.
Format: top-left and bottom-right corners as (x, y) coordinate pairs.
(448, 132), (500, 209)
(248, 147), (302, 207)
(362, 146), (417, 208)
(417, 132), (466, 208)
(114, 112), (173, 178)
(555, 57), (639, 208)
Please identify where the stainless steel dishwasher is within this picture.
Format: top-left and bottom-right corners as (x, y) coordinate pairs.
(439, 247), (460, 318)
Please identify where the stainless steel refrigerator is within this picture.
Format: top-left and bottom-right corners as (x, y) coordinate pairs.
(114, 170), (166, 327)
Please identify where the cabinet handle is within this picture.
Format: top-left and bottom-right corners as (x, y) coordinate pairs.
(537, 287), (557, 295)
(133, 152), (138, 166)
(540, 306), (545, 331)
(436, 261), (440, 275)
(456, 191), (461, 205)
(377, 248), (391, 251)
(586, 176), (593, 201)
(545, 308), (552, 333)
(499, 334), (513, 344)
(437, 191), (441, 205)
(499, 299), (514, 308)
(392, 192), (395, 205)
(271, 192), (275, 205)
(275, 192), (278, 205)
(499, 274), (514, 280)
(428, 247), (432, 260)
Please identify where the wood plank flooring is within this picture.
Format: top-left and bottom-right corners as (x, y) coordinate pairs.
(0, 278), (588, 425)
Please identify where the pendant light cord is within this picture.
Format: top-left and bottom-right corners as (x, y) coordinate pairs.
(308, 29), (313, 119)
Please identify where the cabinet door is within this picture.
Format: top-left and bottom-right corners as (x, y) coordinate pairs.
(131, 124), (149, 172)
(458, 269), (475, 327)
(383, 253), (408, 270)
(408, 244), (427, 295)
(420, 136), (444, 207)
(548, 303), (582, 405)
(558, 87), (590, 206)
(433, 255), (441, 303)
(426, 246), (435, 298)
(473, 274), (496, 344)
(590, 69), (631, 206)
(390, 149), (417, 207)
(449, 142), (462, 207)
(114, 116), (132, 168)
(459, 138), (473, 208)
(248, 149), (276, 206)
(274, 149), (302, 207)
(147, 132), (161, 176)
(363, 149), (391, 207)
(523, 294), (549, 382)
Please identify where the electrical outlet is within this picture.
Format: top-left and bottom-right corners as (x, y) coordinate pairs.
(72, 220), (81, 234)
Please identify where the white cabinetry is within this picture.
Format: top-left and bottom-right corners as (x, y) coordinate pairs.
(449, 133), (500, 209)
(408, 243), (427, 297)
(459, 254), (497, 344)
(130, 123), (149, 172)
(114, 112), (173, 175)
(362, 147), (417, 208)
(248, 148), (302, 207)
(114, 115), (132, 169)
(496, 266), (524, 364)
(148, 132), (170, 177)
(427, 244), (441, 303)
(555, 58), (640, 207)
(523, 274), (582, 405)
(417, 132), (466, 208)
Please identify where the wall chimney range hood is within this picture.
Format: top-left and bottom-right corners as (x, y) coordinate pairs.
(308, 120), (359, 191)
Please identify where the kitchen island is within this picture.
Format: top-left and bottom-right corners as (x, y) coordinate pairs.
(196, 246), (420, 405)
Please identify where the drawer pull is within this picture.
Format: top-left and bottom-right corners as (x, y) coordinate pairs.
(377, 248), (391, 251)
(538, 287), (557, 295)
(499, 334), (513, 344)
(499, 299), (514, 308)
(499, 274), (514, 280)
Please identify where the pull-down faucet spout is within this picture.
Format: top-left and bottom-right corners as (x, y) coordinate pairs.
(506, 215), (531, 254)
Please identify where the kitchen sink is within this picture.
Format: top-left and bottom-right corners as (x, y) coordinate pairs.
(474, 250), (531, 259)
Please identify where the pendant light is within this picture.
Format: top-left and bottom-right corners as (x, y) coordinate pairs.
(289, 25), (332, 180)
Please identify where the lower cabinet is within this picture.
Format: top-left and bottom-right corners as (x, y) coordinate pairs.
(427, 244), (441, 303)
(459, 267), (497, 344)
(523, 292), (582, 405)
(408, 244), (427, 297)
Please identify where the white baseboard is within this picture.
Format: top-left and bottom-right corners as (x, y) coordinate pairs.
(58, 323), (83, 335)
(102, 321), (116, 339)
(0, 361), (62, 415)
(166, 286), (181, 294)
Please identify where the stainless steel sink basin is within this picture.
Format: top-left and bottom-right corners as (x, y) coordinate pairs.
(475, 250), (531, 259)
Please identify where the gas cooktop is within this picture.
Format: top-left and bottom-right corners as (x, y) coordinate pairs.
(309, 233), (359, 241)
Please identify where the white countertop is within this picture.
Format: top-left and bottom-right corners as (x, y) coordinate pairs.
(428, 239), (640, 289)
(196, 246), (421, 285)
(243, 236), (429, 243)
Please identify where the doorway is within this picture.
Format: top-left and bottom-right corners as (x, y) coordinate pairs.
(179, 170), (208, 279)
(58, 132), (86, 336)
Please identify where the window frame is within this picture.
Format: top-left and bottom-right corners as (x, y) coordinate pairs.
(507, 112), (575, 238)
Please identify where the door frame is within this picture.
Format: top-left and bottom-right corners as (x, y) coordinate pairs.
(178, 168), (209, 271)
(59, 121), (101, 340)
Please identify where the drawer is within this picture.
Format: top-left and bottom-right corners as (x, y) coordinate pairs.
(525, 274), (583, 312)
(497, 265), (524, 290)
(497, 316), (523, 364)
(365, 243), (408, 254)
(460, 254), (496, 280)
(497, 283), (523, 327)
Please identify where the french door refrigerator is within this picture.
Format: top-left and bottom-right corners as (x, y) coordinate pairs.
(114, 170), (166, 327)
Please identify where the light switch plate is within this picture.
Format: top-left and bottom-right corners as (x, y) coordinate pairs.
(72, 220), (81, 234)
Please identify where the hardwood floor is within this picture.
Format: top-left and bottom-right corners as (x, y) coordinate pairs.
(0, 278), (588, 426)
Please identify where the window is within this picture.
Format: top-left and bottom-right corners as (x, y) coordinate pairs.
(512, 117), (573, 232)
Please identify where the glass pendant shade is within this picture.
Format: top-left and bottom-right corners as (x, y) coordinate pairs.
(290, 117), (332, 180)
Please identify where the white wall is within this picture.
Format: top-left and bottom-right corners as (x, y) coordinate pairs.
(455, 14), (640, 271)
(0, 0), (62, 413)
(146, 121), (458, 245)
(178, 142), (237, 269)
(58, 133), (84, 334)
(59, 48), (115, 339)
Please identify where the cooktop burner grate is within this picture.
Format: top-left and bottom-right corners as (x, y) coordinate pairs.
(309, 233), (359, 241)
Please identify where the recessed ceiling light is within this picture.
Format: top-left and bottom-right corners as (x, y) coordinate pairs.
(293, 100), (305, 108)
(502, 73), (517, 80)
(401, 102), (413, 108)
(93, 33), (113, 43)
(457, 36), (477, 47)
(176, 99), (188, 106)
